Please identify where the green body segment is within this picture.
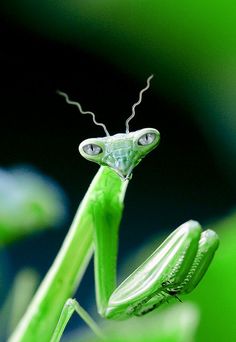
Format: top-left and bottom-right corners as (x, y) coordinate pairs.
(105, 221), (219, 320)
(105, 220), (201, 319)
(91, 169), (129, 316)
(10, 166), (127, 342)
(180, 229), (219, 294)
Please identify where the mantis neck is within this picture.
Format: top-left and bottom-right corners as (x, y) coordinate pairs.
(91, 167), (129, 316)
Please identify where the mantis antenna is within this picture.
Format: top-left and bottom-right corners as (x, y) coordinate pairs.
(56, 90), (110, 137)
(125, 74), (154, 133)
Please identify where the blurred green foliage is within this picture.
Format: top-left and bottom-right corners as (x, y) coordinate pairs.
(68, 303), (199, 342)
(0, 268), (39, 339)
(0, 166), (67, 244)
(188, 211), (236, 341)
(0, 166), (66, 340)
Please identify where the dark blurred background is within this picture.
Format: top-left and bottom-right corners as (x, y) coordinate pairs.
(0, 2), (236, 341)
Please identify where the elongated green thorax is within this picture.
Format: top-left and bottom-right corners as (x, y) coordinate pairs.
(91, 167), (129, 316)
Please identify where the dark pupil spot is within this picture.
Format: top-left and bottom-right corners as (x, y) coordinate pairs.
(138, 132), (156, 146)
(83, 143), (102, 155)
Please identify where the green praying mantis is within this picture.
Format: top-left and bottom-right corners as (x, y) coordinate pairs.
(10, 75), (219, 342)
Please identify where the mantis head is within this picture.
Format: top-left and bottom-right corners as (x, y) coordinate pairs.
(79, 128), (160, 180)
(57, 75), (160, 179)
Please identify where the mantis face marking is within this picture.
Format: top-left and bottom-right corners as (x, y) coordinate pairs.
(79, 128), (160, 179)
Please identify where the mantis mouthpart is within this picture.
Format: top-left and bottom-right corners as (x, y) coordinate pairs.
(10, 76), (219, 342)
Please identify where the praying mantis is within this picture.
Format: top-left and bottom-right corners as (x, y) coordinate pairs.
(10, 76), (219, 342)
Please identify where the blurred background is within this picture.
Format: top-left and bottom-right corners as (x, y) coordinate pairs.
(0, 1), (236, 341)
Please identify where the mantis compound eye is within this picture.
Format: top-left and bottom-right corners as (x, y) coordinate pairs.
(82, 144), (103, 156)
(138, 132), (157, 146)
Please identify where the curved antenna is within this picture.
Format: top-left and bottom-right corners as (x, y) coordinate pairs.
(125, 74), (154, 133)
(57, 90), (110, 136)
